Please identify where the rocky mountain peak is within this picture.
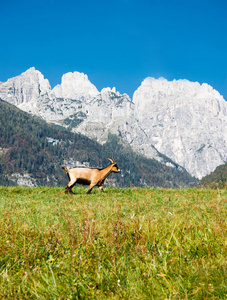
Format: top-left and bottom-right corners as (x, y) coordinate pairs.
(0, 67), (51, 110)
(52, 71), (99, 100)
(133, 77), (226, 118)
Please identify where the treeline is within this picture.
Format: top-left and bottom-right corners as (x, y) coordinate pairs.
(0, 99), (198, 188)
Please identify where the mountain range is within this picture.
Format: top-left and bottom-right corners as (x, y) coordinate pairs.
(0, 99), (196, 188)
(0, 67), (226, 179)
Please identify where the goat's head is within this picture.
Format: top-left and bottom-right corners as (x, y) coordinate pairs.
(107, 157), (120, 173)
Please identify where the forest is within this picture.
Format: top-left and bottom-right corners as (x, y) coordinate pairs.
(199, 162), (227, 188)
(0, 98), (200, 188)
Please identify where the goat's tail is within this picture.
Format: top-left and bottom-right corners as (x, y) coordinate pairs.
(61, 166), (69, 172)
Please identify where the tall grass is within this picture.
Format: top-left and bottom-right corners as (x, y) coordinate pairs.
(0, 186), (226, 299)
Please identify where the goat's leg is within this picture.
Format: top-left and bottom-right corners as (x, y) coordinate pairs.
(65, 178), (76, 194)
(65, 185), (74, 194)
(98, 180), (105, 192)
(98, 186), (104, 192)
(65, 186), (69, 194)
(87, 187), (93, 194)
(87, 183), (95, 194)
(68, 186), (74, 194)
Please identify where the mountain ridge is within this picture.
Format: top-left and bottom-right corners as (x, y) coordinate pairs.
(0, 68), (226, 179)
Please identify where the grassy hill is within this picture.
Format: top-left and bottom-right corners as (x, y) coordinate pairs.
(199, 162), (227, 188)
(0, 99), (198, 188)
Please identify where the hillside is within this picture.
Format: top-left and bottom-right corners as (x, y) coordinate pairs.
(0, 99), (197, 188)
(199, 162), (227, 188)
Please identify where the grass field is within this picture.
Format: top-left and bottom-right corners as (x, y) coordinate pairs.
(0, 186), (226, 299)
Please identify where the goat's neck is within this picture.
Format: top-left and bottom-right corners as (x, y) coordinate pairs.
(100, 164), (113, 180)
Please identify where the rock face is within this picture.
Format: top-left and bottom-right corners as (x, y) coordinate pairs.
(0, 68), (226, 179)
(132, 78), (227, 179)
(0, 68), (51, 114)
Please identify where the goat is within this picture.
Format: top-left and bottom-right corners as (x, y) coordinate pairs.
(62, 158), (120, 194)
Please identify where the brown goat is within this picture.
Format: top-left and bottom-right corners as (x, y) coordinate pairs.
(62, 158), (120, 194)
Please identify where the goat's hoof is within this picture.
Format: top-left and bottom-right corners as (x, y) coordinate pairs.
(65, 191), (74, 195)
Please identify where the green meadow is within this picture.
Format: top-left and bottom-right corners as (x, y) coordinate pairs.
(0, 186), (226, 299)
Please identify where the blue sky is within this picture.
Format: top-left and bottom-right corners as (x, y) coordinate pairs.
(0, 0), (227, 99)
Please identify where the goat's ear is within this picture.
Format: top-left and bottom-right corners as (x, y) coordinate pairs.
(107, 157), (115, 164)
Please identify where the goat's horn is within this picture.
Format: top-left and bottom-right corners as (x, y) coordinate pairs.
(107, 157), (115, 164)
